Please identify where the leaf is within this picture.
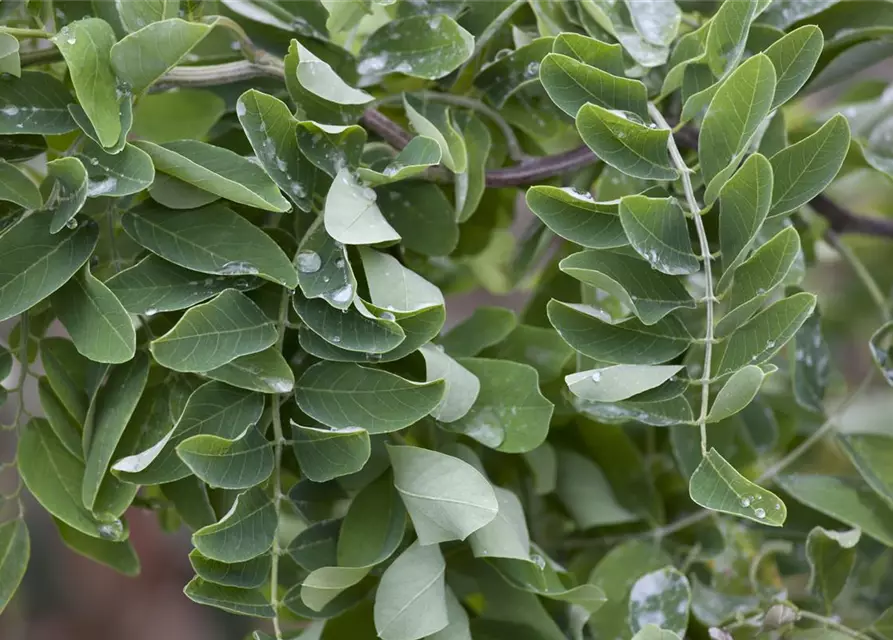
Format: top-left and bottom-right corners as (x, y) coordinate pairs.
(189, 549), (270, 589)
(291, 423), (371, 483)
(440, 306), (517, 357)
(46, 157), (88, 234)
(712, 292), (816, 376)
(82, 354), (149, 513)
(375, 182), (459, 257)
(295, 362), (445, 433)
(202, 347), (294, 395)
(324, 169), (400, 245)
(838, 434), (893, 507)
(0, 134), (46, 162)
(110, 19), (212, 94)
(619, 195), (699, 276)
(548, 300), (691, 365)
(388, 445), (498, 545)
(121, 202), (298, 288)
(115, 0), (178, 31)
(52, 19), (120, 148)
(403, 96), (467, 174)
(38, 378), (84, 461)
(112, 381), (264, 485)
(192, 487), (277, 563)
(19, 419), (124, 540)
(296, 120), (366, 177)
(294, 296), (405, 354)
(576, 104), (677, 180)
(0, 160), (40, 209)
(624, 0), (681, 46)
(429, 589), (472, 640)
(373, 541), (448, 640)
(717, 153), (773, 289)
(337, 472), (406, 567)
(358, 14), (474, 80)
(628, 567), (691, 636)
(292, 41), (372, 106)
(360, 248), (444, 314)
(631, 625), (682, 640)
(419, 345), (480, 423)
(357, 137), (442, 187)
(50, 265), (135, 364)
(184, 577), (274, 618)
(778, 474), (893, 546)
(75, 140), (155, 197)
(566, 365), (683, 403)
(473, 37), (554, 108)
(552, 33), (625, 75)
(0, 210), (98, 322)
(806, 526), (860, 611)
(704, 0), (760, 76)
(445, 358), (553, 453)
(768, 114), (850, 216)
(540, 53), (649, 118)
(177, 426), (273, 489)
(763, 25), (823, 109)
(0, 32), (19, 77)
(480, 324), (573, 383)
(105, 254), (259, 315)
(792, 308), (831, 414)
(560, 250), (695, 325)
(707, 366), (767, 423)
(870, 321), (893, 385)
(150, 290), (276, 373)
(296, 217), (357, 310)
(690, 448), (786, 525)
(0, 520), (28, 614)
(302, 566), (374, 612)
(557, 449), (639, 528)
(699, 54), (776, 200)
(525, 186), (627, 249)
(454, 114), (490, 223)
(55, 518), (138, 576)
(132, 89), (225, 145)
(0, 71), (77, 135)
(469, 486), (530, 561)
(236, 89), (314, 211)
(282, 40), (365, 126)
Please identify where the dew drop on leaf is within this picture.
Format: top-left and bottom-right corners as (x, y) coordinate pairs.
(296, 251), (322, 274)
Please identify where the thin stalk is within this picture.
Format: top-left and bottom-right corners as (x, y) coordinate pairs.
(649, 102), (713, 457)
(268, 287), (291, 640)
(797, 610), (874, 640)
(0, 27), (53, 39)
(826, 231), (891, 322)
(470, 0), (526, 59)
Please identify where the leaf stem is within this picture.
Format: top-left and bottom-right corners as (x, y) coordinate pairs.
(649, 102), (713, 458)
(825, 231), (891, 323)
(796, 610), (874, 640)
(0, 27), (53, 39)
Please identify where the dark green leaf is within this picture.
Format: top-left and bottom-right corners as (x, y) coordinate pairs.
(763, 25), (823, 109)
(294, 296), (405, 354)
(567, 364), (683, 403)
(0, 520), (29, 614)
(838, 434), (893, 508)
(291, 423), (371, 483)
(806, 526), (860, 611)
(707, 365), (767, 423)
(526, 186), (627, 249)
(792, 308), (831, 414)
(474, 37), (554, 108)
(403, 95), (467, 173)
(177, 425), (273, 489)
(55, 518), (138, 576)
(628, 567), (690, 636)
(189, 548), (270, 589)
(420, 344), (480, 423)
(296, 217), (356, 310)
(184, 577), (274, 618)
(0, 159), (40, 209)
(45, 157), (88, 234)
(557, 449), (639, 528)
(376, 182), (459, 257)
(440, 306), (517, 357)
(75, 140), (155, 197)
(203, 348), (294, 395)
(0, 72), (76, 135)
(540, 53), (648, 118)
(192, 487), (276, 563)
(619, 195), (699, 275)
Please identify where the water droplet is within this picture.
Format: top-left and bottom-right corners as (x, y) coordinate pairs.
(264, 378), (293, 393)
(526, 61), (540, 77)
(740, 497), (751, 507)
(531, 553), (546, 570)
(591, 370), (602, 383)
(145, 307), (158, 317)
(766, 340), (776, 349)
(754, 507), (766, 519)
(66, 36), (76, 45)
(217, 261), (259, 276)
(0, 105), (19, 117)
(326, 284), (353, 305)
(363, 187), (377, 201)
(380, 311), (396, 321)
(335, 258), (345, 269)
(97, 519), (125, 540)
(65, 218), (78, 229)
(236, 100), (247, 117)
(295, 251), (322, 274)
(774, 503), (781, 510)
(332, 335), (341, 343)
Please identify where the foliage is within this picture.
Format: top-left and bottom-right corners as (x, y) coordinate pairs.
(1, 0), (893, 639)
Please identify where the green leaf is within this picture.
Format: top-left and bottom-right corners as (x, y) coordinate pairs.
(419, 345), (480, 423)
(792, 307), (831, 414)
(69, 87), (132, 154)
(455, 113), (490, 223)
(294, 296), (405, 354)
(764, 25), (823, 109)
(699, 54), (777, 200)
(560, 250), (695, 325)
(473, 37), (554, 108)
(75, 140), (155, 197)
(50, 265), (135, 364)
(110, 19), (212, 94)
(132, 90), (225, 145)
(440, 306), (517, 357)
(38, 378), (84, 461)
(480, 325), (573, 383)
(112, 381), (264, 485)
(769, 114), (850, 216)
(116, 0), (178, 31)
(469, 486), (530, 561)
(357, 137), (442, 187)
(0, 520), (28, 614)
(302, 566), (374, 612)
(296, 120), (366, 177)
(373, 541), (448, 640)
(567, 365), (683, 403)
(0, 210), (98, 322)
(52, 18), (120, 148)
(296, 362), (444, 433)
(625, 0), (681, 47)
(806, 526), (860, 611)
(548, 300), (691, 365)
(838, 434), (893, 507)
(189, 549), (270, 589)
(704, 0), (760, 76)
(202, 347), (294, 395)
(325, 0), (372, 33)
(0, 72), (76, 135)
(628, 567), (690, 636)
(0, 159), (40, 209)
(553, 33), (625, 75)
(291, 423), (371, 482)
(388, 445), (498, 545)
(717, 154), (773, 290)
(778, 474), (893, 546)
(526, 186), (627, 249)
(324, 169), (400, 245)
(296, 218), (357, 311)
(236, 89), (314, 211)
(556, 449), (639, 528)
(338, 471), (406, 567)
(0, 32), (20, 77)
(444, 358), (552, 453)
(712, 292), (816, 376)
(360, 248), (444, 314)
(619, 195), (699, 276)
(540, 53), (648, 118)
(55, 518), (138, 576)
(161, 477), (217, 532)
(0, 134), (46, 162)
(121, 202), (298, 288)
(707, 365), (767, 423)
(46, 157), (88, 234)
(292, 40), (372, 106)
(359, 14), (474, 80)
(376, 182), (459, 257)
(403, 95), (467, 174)
(82, 354), (149, 513)
(577, 104), (676, 180)
(184, 577), (274, 618)
(192, 487), (276, 563)
(177, 425), (273, 490)
(19, 419), (124, 540)
(282, 41), (364, 126)
(690, 448), (786, 525)
(871, 321), (893, 385)
(40, 336), (99, 425)
(150, 290), (276, 373)
(631, 625), (682, 640)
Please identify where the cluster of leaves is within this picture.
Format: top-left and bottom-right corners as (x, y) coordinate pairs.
(2, 0), (893, 639)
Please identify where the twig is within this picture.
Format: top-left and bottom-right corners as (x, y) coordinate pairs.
(825, 230), (892, 322)
(812, 193), (893, 239)
(797, 610), (874, 640)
